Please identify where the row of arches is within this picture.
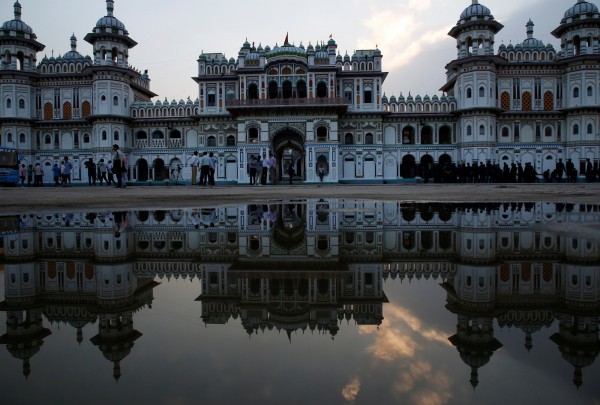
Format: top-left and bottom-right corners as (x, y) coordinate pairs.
(499, 50), (555, 62)
(383, 101), (456, 113)
(205, 64), (235, 75)
(131, 105), (198, 118)
(339, 60), (380, 72)
(246, 80), (328, 100)
(40, 62), (87, 75)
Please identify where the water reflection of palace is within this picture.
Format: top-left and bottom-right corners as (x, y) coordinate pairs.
(0, 200), (599, 386)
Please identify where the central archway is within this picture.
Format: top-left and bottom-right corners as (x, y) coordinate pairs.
(272, 128), (305, 183)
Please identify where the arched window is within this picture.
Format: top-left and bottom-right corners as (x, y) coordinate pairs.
(316, 82), (327, 98)
(6, 133), (12, 143)
(226, 135), (236, 146)
(45, 134), (52, 144)
(479, 125), (485, 136)
(18, 99), (25, 109)
(587, 123), (594, 135)
(502, 127), (510, 137)
(207, 136), (217, 147)
(114, 130), (120, 141)
(344, 133), (354, 145)
(113, 96), (119, 106)
(248, 83), (259, 100)
(19, 133), (25, 143)
(282, 80), (292, 99)
(544, 127), (553, 137)
(466, 125), (472, 136)
(297, 80), (307, 98)
(573, 87), (580, 98)
(101, 95), (106, 102)
(83, 133), (90, 143)
(268, 81), (278, 99)
(479, 86), (485, 97)
(573, 124), (580, 135)
(317, 127), (327, 142)
(587, 86), (593, 97)
(6, 98), (11, 109)
(466, 88), (472, 99)
(365, 132), (374, 145)
(248, 127), (259, 143)
(102, 130), (107, 141)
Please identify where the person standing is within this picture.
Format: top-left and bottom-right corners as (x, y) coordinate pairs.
(86, 158), (97, 186)
(199, 151), (211, 186)
(188, 151), (200, 185)
(586, 158), (594, 182)
(248, 155), (257, 185)
(52, 163), (61, 186)
(98, 159), (108, 186)
(112, 145), (126, 188)
(62, 156), (73, 187)
(107, 160), (114, 186)
(255, 155), (263, 186)
(208, 152), (217, 186)
(287, 162), (295, 185)
(19, 164), (26, 186)
(566, 159), (575, 182)
(555, 158), (565, 183)
(27, 164), (33, 186)
(268, 152), (277, 185)
(261, 152), (268, 185)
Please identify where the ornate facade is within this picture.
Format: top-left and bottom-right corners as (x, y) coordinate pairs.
(1, 0), (600, 184)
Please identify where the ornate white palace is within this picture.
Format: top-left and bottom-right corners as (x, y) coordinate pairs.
(0, 0), (600, 184)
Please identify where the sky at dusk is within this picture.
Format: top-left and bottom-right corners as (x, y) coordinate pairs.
(4, 0), (574, 101)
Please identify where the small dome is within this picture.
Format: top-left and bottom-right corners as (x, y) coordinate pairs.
(1, 1), (35, 36)
(95, 1), (128, 34)
(328, 38), (336, 46)
(460, 1), (493, 20)
(562, 0), (599, 23)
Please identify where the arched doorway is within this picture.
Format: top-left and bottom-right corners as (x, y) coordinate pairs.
(272, 128), (305, 183)
(401, 155), (416, 178)
(420, 155), (434, 180)
(137, 158), (149, 181)
(153, 158), (167, 181)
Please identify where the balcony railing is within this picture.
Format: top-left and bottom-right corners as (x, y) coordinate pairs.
(226, 97), (350, 109)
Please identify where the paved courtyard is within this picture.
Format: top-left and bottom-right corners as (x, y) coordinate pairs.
(1, 182), (599, 214)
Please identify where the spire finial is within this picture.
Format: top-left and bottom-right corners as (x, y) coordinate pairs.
(14, 1), (22, 21)
(70, 34), (77, 52)
(526, 19), (534, 39)
(107, 0), (114, 17)
(472, 0), (479, 4)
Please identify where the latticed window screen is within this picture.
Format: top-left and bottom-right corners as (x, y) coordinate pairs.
(543, 91), (554, 111)
(522, 92), (532, 111)
(501, 92), (510, 110)
(44, 103), (53, 120)
(82, 101), (91, 118)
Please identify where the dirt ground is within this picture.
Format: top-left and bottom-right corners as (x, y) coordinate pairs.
(1, 182), (599, 214)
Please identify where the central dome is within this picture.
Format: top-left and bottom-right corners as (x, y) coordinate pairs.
(266, 43), (307, 59)
(1, 1), (35, 37)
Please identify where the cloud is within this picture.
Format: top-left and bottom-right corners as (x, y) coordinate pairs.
(356, 2), (451, 73)
(341, 377), (361, 402)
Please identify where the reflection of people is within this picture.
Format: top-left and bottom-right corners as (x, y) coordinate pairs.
(113, 211), (128, 237)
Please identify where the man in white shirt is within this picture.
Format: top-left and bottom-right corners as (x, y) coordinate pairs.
(199, 151), (211, 186)
(188, 151), (200, 185)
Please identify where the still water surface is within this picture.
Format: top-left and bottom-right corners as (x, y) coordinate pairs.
(0, 200), (599, 404)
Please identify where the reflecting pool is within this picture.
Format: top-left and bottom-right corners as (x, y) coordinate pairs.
(0, 200), (599, 404)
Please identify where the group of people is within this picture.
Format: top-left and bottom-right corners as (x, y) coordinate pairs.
(188, 151), (217, 186)
(248, 152), (277, 185)
(18, 144), (128, 188)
